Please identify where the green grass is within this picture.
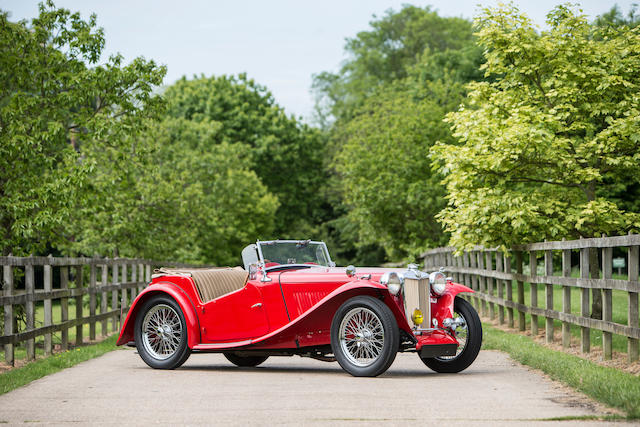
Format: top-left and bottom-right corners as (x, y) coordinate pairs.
(482, 323), (640, 419)
(0, 335), (120, 395)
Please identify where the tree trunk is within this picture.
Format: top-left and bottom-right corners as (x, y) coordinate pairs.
(589, 247), (602, 319)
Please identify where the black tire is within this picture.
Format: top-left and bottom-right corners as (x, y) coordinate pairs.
(134, 295), (191, 369)
(331, 295), (399, 377)
(421, 297), (482, 373)
(223, 353), (269, 367)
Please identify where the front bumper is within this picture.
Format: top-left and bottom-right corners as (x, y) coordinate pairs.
(414, 330), (459, 358)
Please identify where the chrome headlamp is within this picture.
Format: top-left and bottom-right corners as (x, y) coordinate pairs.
(429, 271), (447, 295)
(380, 271), (403, 295)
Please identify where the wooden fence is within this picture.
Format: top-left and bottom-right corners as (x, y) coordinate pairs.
(422, 234), (640, 363)
(1, 256), (196, 366)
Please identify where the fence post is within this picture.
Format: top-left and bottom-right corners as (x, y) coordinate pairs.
(629, 243), (639, 362)
(562, 248), (572, 348)
(25, 264), (35, 360)
(579, 246), (590, 354)
(486, 252), (495, 320)
(146, 263), (151, 284)
(90, 263), (97, 341)
(3, 264), (14, 365)
(516, 251), (525, 331)
(469, 251), (479, 309)
(130, 262), (137, 302)
(477, 251), (486, 316)
(496, 252), (504, 324)
(60, 266), (69, 351)
(43, 258), (53, 355)
(602, 244), (613, 360)
(545, 249), (554, 344)
(111, 264), (119, 332)
(505, 253), (513, 328)
(462, 252), (470, 290)
(530, 251), (538, 336)
(75, 265), (84, 346)
(120, 263), (127, 328)
(138, 263), (144, 294)
(101, 264), (108, 336)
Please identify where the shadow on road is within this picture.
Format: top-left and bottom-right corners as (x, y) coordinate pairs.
(163, 362), (488, 378)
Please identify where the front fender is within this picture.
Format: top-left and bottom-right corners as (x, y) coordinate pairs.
(116, 282), (201, 348)
(432, 281), (474, 325)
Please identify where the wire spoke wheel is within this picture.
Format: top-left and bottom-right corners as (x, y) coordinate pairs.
(141, 304), (182, 360)
(339, 307), (385, 367)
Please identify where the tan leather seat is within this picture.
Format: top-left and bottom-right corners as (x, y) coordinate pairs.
(155, 267), (248, 303)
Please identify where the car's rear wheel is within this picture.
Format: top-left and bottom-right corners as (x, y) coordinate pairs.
(223, 353), (269, 367)
(331, 296), (399, 377)
(420, 297), (482, 373)
(134, 295), (191, 369)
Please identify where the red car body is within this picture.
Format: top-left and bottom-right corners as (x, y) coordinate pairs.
(118, 267), (471, 351)
(118, 240), (481, 376)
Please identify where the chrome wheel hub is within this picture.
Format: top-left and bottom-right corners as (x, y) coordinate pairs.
(142, 304), (182, 360)
(339, 308), (384, 367)
(437, 310), (468, 361)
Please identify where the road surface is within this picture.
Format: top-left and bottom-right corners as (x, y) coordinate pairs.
(0, 348), (625, 425)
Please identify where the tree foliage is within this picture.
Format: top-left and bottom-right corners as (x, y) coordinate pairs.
(333, 83), (449, 259)
(320, 6), (483, 261)
(0, 1), (165, 256)
(312, 5), (477, 123)
(432, 4), (640, 251)
(164, 75), (327, 236)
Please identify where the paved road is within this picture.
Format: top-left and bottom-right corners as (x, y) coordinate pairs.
(0, 348), (625, 426)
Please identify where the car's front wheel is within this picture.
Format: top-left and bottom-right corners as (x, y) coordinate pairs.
(134, 295), (191, 369)
(420, 297), (482, 373)
(223, 353), (269, 367)
(331, 296), (399, 377)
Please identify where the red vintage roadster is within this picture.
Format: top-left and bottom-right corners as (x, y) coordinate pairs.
(117, 240), (481, 377)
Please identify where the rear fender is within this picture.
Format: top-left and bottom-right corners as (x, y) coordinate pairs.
(116, 282), (200, 348)
(431, 281), (474, 325)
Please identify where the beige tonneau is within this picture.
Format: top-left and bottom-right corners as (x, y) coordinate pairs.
(153, 267), (249, 303)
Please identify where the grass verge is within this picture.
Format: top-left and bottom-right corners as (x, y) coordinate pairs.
(0, 335), (119, 396)
(483, 323), (640, 419)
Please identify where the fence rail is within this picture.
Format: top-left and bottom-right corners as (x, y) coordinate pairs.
(422, 234), (640, 363)
(1, 256), (199, 366)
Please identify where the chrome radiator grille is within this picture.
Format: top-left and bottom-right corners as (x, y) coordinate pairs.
(403, 276), (430, 329)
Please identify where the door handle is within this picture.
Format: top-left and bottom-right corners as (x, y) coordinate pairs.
(251, 303), (263, 309)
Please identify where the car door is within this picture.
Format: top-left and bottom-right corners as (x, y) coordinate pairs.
(200, 283), (269, 342)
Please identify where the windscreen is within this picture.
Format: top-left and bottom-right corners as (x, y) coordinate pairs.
(258, 241), (329, 266)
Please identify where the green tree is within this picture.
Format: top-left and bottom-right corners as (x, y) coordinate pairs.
(319, 6), (483, 262)
(433, 3), (640, 249)
(164, 75), (327, 237)
(66, 116), (280, 266)
(333, 81), (453, 260)
(432, 4), (640, 316)
(0, 1), (165, 256)
(312, 5), (477, 123)
(593, 3), (639, 28)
